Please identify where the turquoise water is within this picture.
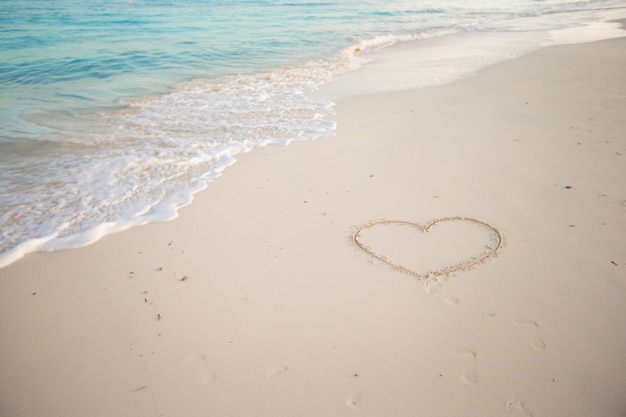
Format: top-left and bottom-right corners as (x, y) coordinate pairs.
(1, 0), (625, 267)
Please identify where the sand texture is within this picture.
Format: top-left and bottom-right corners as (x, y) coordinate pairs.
(1, 38), (625, 417)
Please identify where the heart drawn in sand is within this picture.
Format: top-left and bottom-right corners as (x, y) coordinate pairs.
(352, 217), (504, 279)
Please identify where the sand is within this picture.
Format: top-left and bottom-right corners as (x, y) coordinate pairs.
(1, 37), (625, 417)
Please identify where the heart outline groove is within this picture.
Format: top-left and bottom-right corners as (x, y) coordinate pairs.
(352, 216), (505, 279)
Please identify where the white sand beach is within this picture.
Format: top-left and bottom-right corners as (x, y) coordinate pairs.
(1, 37), (625, 417)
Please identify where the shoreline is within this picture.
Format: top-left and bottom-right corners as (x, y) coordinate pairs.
(1, 37), (625, 416)
(4, 11), (626, 269)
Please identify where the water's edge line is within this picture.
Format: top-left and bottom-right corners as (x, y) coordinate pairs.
(2, 23), (626, 270)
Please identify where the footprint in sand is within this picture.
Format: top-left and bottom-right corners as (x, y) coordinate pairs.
(266, 365), (289, 380)
(452, 348), (478, 384)
(181, 354), (216, 383)
(346, 391), (364, 408)
(266, 365), (312, 390)
(514, 320), (546, 351)
(507, 399), (534, 417)
(423, 278), (460, 306)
